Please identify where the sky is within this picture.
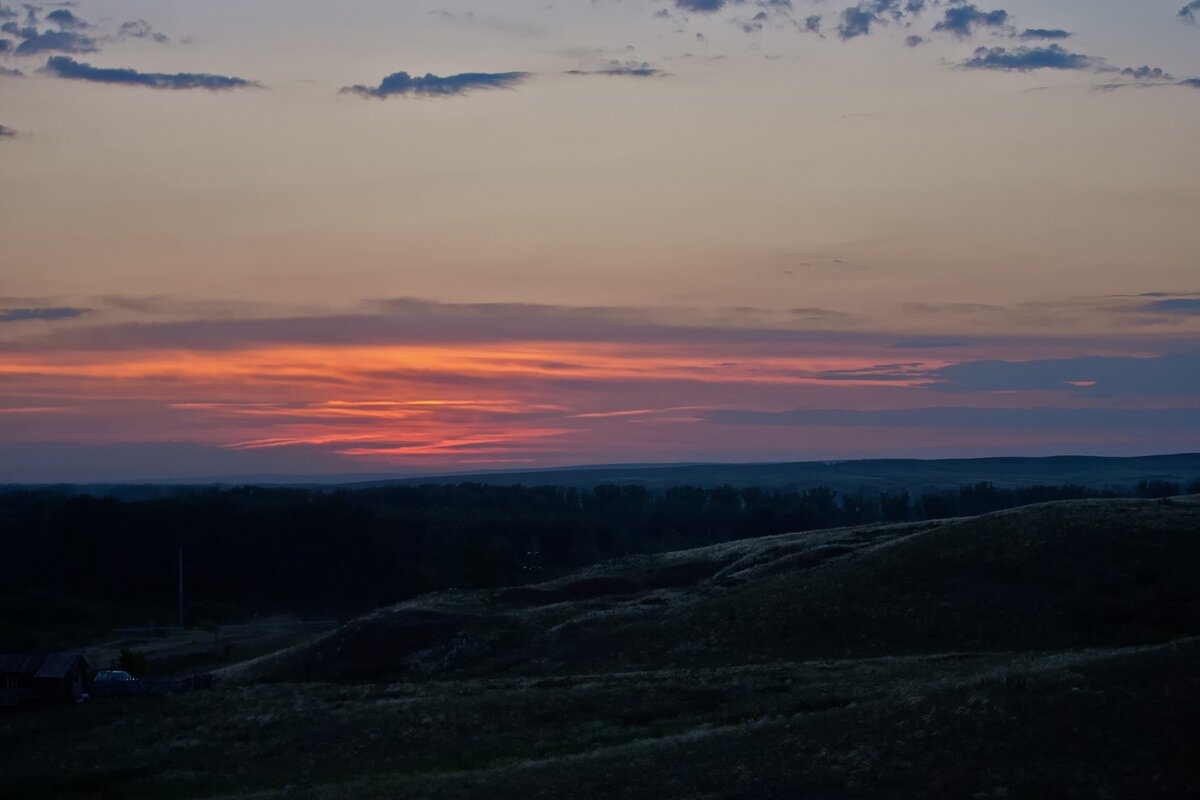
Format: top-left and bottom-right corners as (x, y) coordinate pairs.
(1, 0), (1198, 481)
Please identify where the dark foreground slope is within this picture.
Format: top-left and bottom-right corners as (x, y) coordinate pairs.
(3, 497), (1199, 800)
(234, 496), (1200, 681)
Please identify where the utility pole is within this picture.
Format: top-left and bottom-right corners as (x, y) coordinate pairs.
(178, 547), (184, 630)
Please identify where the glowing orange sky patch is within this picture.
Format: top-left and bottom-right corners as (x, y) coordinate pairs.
(0, 342), (947, 389)
(3, 332), (1188, 470)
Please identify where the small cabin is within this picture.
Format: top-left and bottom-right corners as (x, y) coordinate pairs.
(0, 652), (89, 708)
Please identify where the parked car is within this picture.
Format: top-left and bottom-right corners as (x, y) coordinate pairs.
(91, 670), (141, 696)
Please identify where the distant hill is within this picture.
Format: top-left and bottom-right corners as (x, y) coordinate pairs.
(353, 453), (1200, 494)
(6, 454), (1198, 498)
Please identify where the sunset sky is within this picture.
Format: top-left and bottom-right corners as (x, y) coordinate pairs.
(2, 0), (1198, 481)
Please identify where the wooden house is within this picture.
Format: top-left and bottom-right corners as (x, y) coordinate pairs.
(0, 652), (89, 708)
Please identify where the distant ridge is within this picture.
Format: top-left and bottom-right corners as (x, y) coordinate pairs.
(5, 454), (1198, 496)
(353, 453), (1200, 493)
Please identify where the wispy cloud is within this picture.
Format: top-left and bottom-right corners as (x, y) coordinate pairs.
(0, 123), (15, 137)
(1138, 298), (1200, 316)
(0, 307), (90, 323)
(115, 19), (168, 44)
(1019, 28), (1071, 40)
(1180, 1), (1200, 24)
(2, 297), (866, 352)
(735, 2), (804, 35)
(43, 56), (259, 90)
(566, 61), (666, 78)
(340, 70), (529, 99)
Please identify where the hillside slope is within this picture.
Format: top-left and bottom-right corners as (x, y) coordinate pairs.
(6, 497), (1199, 800)
(228, 496), (1200, 683)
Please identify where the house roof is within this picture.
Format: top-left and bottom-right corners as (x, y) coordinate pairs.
(35, 652), (86, 679)
(0, 652), (87, 678)
(0, 653), (44, 674)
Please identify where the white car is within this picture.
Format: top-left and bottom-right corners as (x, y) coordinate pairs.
(92, 670), (141, 695)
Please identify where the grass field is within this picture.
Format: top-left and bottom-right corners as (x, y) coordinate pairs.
(3, 496), (1198, 799)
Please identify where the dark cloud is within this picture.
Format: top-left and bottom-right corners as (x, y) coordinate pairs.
(0, 65), (22, 76)
(929, 353), (1200, 397)
(341, 70), (528, 99)
(836, 0), (918, 41)
(6, 9), (169, 57)
(704, 406), (1200, 431)
(45, 8), (87, 30)
(0, 307), (90, 322)
(905, 34), (924, 46)
(43, 56), (259, 90)
(802, 14), (822, 35)
(1139, 299), (1200, 315)
(1181, 1), (1200, 24)
(1120, 65), (1173, 81)
(13, 28), (96, 55)
(962, 44), (1094, 71)
(0, 123), (16, 137)
(1019, 28), (1071, 40)
(0, 4), (16, 20)
(8, 298), (1194, 384)
(0, 440), (361, 484)
(890, 337), (970, 348)
(3, 298), (877, 353)
(837, 6), (880, 39)
(1181, 78), (1200, 88)
(703, 350), (1200, 398)
(932, 4), (1009, 38)
(674, 0), (733, 12)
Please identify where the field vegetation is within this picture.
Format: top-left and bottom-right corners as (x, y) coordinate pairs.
(2, 495), (1198, 798)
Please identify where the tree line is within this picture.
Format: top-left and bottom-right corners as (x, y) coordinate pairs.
(1, 477), (1196, 649)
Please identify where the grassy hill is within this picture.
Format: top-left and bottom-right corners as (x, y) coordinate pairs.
(229, 496), (1200, 682)
(3, 496), (1199, 799)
